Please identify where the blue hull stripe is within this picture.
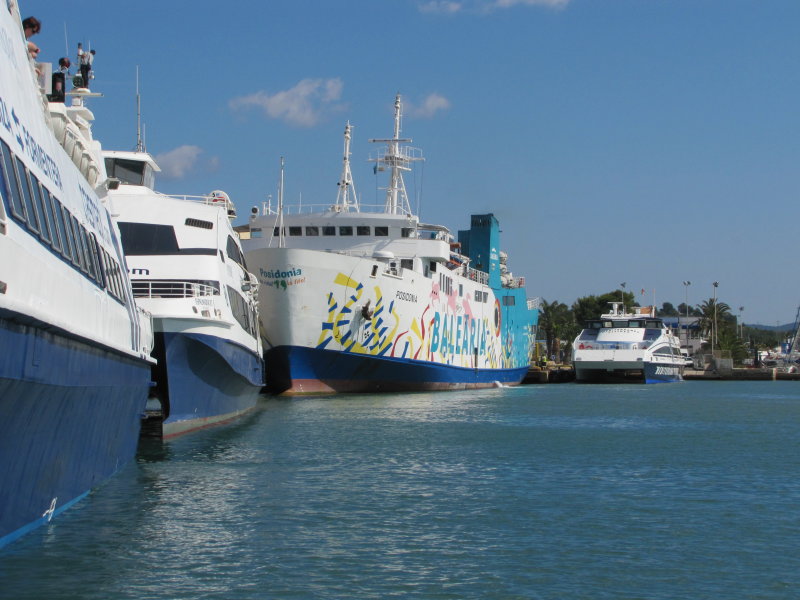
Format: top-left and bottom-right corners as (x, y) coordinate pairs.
(266, 345), (529, 393)
(0, 316), (151, 548)
(158, 332), (264, 433)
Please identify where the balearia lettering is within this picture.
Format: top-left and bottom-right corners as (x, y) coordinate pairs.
(430, 312), (488, 356)
(259, 267), (302, 279)
(395, 290), (417, 303)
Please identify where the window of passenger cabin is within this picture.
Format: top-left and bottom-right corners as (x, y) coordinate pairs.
(357, 226), (370, 236)
(289, 226), (302, 236)
(306, 226), (319, 236)
(402, 227), (413, 238)
(40, 188), (62, 252)
(474, 290), (481, 302)
(14, 160), (41, 234)
(69, 215), (88, 273)
(322, 226), (335, 236)
(401, 259), (413, 271)
(273, 227), (284, 237)
(374, 226), (388, 236)
(482, 292), (488, 302)
(58, 205), (75, 262)
(118, 222), (180, 255)
(226, 235), (246, 268)
(629, 320), (641, 328)
(31, 178), (52, 244)
(0, 141), (26, 222)
(339, 226), (353, 236)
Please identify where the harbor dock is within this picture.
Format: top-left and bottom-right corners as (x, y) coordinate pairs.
(524, 365), (800, 383)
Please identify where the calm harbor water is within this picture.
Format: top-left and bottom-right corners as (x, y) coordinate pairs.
(2, 381), (799, 599)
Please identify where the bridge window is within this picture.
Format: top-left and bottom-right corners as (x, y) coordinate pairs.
(357, 226), (370, 236)
(374, 226), (388, 236)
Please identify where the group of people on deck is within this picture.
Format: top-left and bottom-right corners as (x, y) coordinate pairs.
(21, 13), (97, 94)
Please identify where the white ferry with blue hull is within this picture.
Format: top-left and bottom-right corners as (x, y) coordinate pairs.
(0, 5), (154, 547)
(243, 96), (537, 394)
(572, 303), (683, 384)
(104, 152), (265, 438)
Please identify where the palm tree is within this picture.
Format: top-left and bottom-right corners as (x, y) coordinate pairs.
(538, 300), (575, 361)
(697, 298), (732, 347)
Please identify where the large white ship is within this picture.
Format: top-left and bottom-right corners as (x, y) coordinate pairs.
(0, 5), (154, 546)
(572, 303), (683, 383)
(104, 151), (265, 438)
(242, 95), (537, 394)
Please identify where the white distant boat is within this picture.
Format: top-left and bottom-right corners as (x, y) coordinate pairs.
(103, 151), (265, 438)
(572, 303), (683, 383)
(0, 4), (154, 547)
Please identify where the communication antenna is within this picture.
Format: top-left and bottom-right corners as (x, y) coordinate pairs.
(63, 23), (68, 58)
(135, 66), (144, 152)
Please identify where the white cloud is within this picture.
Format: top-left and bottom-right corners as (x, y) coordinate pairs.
(419, 1), (462, 14)
(492, 0), (569, 8)
(418, 0), (569, 13)
(229, 78), (346, 127)
(154, 145), (203, 179)
(407, 93), (452, 119)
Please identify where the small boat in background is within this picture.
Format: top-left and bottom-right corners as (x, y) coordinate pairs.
(572, 303), (683, 383)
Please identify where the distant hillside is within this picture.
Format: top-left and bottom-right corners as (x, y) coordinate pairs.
(746, 323), (795, 332)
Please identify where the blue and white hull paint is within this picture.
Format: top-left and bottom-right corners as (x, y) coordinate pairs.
(0, 4), (154, 547)
(572, 303), (684, 384)
(151, 330), (264, 437)
(0, 315), (150, 547)
(266, 344), (530, 394)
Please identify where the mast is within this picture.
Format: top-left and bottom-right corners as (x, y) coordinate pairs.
(277, 156), (285, 248)
(368, 94), (423, 216)
(135, 66), (144, 152)
(334, 121), (358, 212)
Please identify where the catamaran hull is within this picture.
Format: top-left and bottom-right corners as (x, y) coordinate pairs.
(266, 344), (529, 394)
(574, 361), (683, 384)
(152, 331), (264, 438)
(0, 315), (151, 548)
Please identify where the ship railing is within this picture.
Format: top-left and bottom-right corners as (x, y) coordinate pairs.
(503, 276), (526, 289)
(132, 279), (221, 299)
(461, 265), (489, 285)
(528, 297), (542, 311)
(257, 202), (413, 217)
(575, 341), (651, 351)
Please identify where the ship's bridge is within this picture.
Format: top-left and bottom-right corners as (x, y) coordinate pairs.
(103, 150), (160, 189)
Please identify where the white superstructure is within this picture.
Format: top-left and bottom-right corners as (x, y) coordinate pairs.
(103, 151), (264, 436)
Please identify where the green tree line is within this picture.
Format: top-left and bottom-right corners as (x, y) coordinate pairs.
(537, 289), (792, 364)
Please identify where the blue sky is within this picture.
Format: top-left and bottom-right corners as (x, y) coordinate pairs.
(29, 0), (800, 325)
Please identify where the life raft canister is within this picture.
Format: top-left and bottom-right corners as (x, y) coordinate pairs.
(209, 189), (230, 204)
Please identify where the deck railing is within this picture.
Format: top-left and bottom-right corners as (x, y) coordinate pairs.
(132, 280), (220, 299)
